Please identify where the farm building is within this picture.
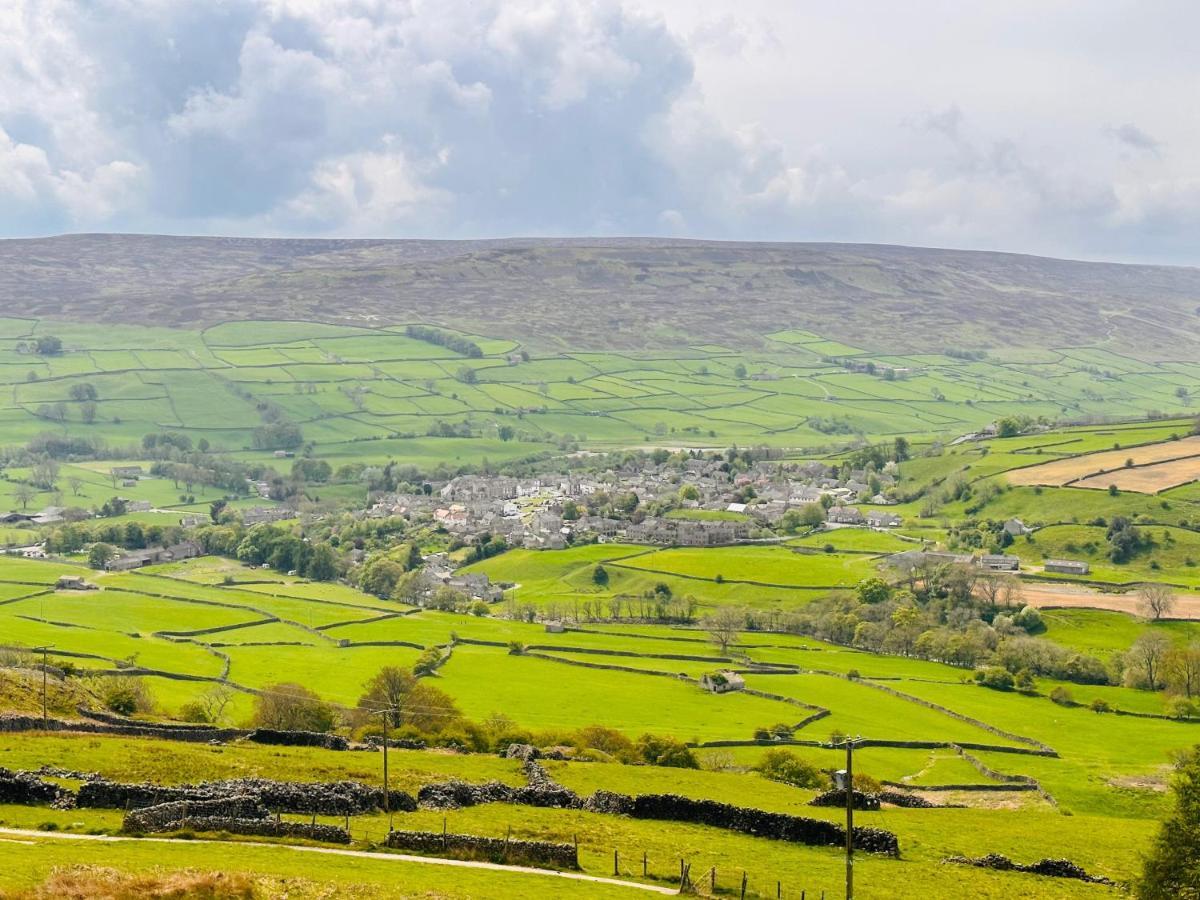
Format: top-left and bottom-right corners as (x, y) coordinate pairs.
(700, 671), (746, 694)
(1004, 518), (1033, 537)
(827, 506), (864, 525)
(980, 554), (1020, 571)
(1044, 559), (1090, 575)
(55, 574), (95, 590)
(544, 621), (566, 634)
(866, 510), (902, 528)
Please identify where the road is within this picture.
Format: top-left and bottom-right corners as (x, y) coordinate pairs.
(0, 827), (677, 894)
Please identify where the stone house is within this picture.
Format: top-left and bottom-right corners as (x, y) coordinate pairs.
(700, 671), (746, 694)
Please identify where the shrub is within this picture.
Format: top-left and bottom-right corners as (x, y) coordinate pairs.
(635, 734), (698, 769)
(1166, 697), (1198, 720)
(974, 666), (1015, 691)
(96, 676), (154, 716)
(1090, 698), (1112, 714)
(1014, 669), (1037, 693)
(1049, 686), (1074, 706)
(757, 749), (824, 788)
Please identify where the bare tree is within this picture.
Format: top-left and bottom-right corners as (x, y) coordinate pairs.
(1139, 583), (1177, 621)
(13, 483), (36, 510)
(1128, 632), (1173, 690)
(977, 571), (1021, 611)
(198, 684), (236, 724)
(704, 606), (745, 656)
(67, 476), (84, 497)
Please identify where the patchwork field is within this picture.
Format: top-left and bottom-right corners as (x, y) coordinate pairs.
(1074, 455), (1200, 493)
(1006, 434), (1200, 489)
(2, 318), (1199, 471)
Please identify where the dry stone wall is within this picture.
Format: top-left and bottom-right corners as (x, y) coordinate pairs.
(384, 829), (578, 869)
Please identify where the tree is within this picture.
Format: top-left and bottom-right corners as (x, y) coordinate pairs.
(67, 476), (84, 497)
(87, 542), (117, 570)
(1140, 583), (1177, 621)
(1128, 632), (1173, 690)
(357, 666), (461, 733)
(1166, 643), (1200, 699)
(1137, 747), (1200, 899)
(893, 436), (911, 462)
(592, 564), (609, 587)
(252, 682), (337, 732)
(733, 363), (747, 379)
(69, 382), (98, 402)
(305, 543), (339, 582)
(79, 401), (98, 424)
(977, 571), (1020, 612)
(359, 557), (406, 599)
(34, 335), (63, 355)
(856, 577), (892, 605)
(704, 606), (743, 655)
(497, 425), (515, 441)
(13, 483), (36, 510)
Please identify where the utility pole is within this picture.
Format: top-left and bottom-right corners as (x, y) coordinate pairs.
(371, 705), (398, 832)
(844, 736), (859, 900)
(33, 646), (52, 726)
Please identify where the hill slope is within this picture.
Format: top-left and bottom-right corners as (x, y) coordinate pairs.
(2, 235), (1200, 356)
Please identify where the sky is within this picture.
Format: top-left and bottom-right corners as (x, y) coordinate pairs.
(2, 0), (1198, 263)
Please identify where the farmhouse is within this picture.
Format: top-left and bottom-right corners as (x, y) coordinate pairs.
(700, 671), (746, 694)
(1044, 558), (1090, 575)
(826, 506), (864, 525)
(55, 574), (96, 590)
(1004, 518), (1033, 537)
(980, 554), (1020, 571)
(104, 541), (203, 572)
(866, 510), (902, 528)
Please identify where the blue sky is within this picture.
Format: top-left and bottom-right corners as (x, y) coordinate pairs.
(1, 0), (1196, 263)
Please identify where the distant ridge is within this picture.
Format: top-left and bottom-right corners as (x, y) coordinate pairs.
(2, 234), (1199, 356)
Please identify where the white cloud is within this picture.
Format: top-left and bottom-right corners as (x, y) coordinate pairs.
(0, 0), (1198, 262)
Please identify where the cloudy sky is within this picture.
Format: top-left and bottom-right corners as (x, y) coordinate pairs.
(2, 0), (1197, 262)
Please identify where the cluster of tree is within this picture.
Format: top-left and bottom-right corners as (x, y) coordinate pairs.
(251, 422), (304, 450)
(1107, 516), (1150, 563)
(23, 432), (107, 460)
(357, 543), (425, 599)
(843, 436), (911, 471)
(31, 335), (63, 356)
(234, 524), (339, 581)
(405, 325), (483, 358)
(44, 519), (187, 556)
(460, 533), (507, 565)
(426, 420), (475, 438)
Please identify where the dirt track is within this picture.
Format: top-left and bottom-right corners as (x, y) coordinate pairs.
(1020, 581), (1200, 619)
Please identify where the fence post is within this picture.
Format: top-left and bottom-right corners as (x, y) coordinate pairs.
(741, 871), (748, 900)
(614, 849), (619, 877)
(443, 817), (448, 850)
(711, 866), (717, 892)
(643, 850), (648, 877)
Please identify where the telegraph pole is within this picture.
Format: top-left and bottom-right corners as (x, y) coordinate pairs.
(33, 646), (53, 727)
(382, 709), (391, 831)
(844, 736), (859, 900)
(371, 705), (397, 832)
